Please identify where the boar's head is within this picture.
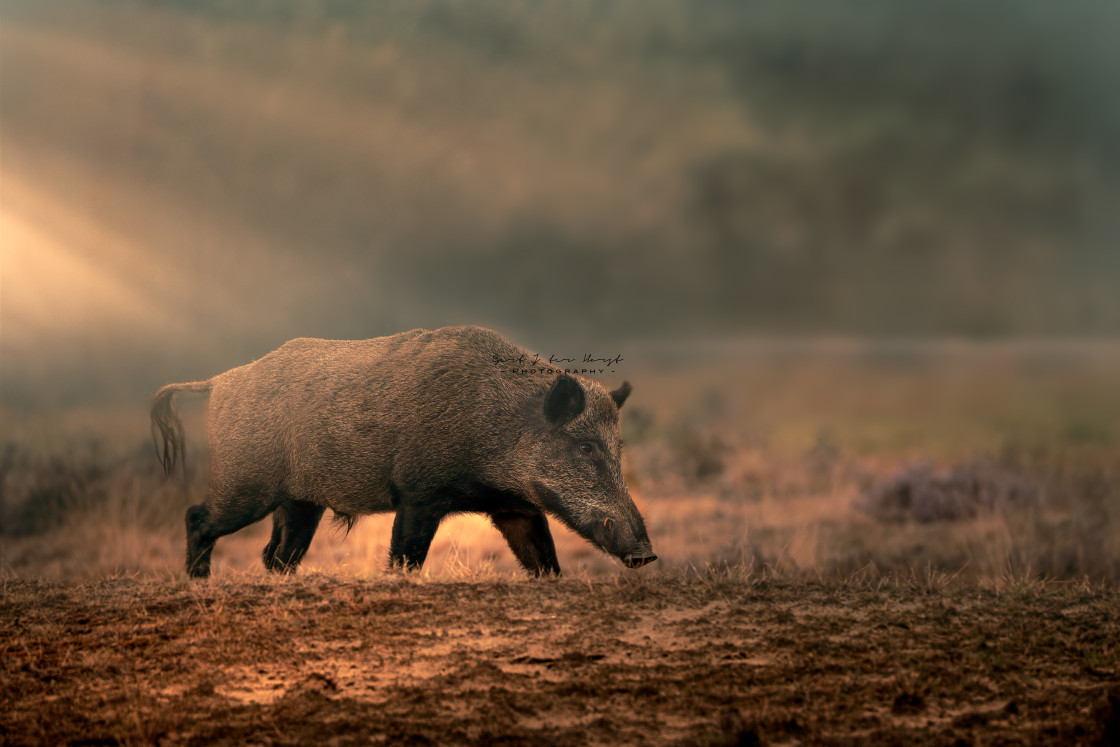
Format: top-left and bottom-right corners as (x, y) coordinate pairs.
(527, 373), (656, 569)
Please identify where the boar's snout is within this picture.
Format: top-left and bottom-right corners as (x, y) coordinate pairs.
(623, 553), (658, 569)
(584, 508), (656, 569)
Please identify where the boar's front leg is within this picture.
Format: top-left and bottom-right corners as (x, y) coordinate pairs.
(388, 501), (446, 571)
(491, 511), (561, 577)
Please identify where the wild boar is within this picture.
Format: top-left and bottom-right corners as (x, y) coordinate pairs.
(150, 325), (656, 578)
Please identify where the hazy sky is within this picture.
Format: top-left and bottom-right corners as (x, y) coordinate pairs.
(3, 0), (1119, 407)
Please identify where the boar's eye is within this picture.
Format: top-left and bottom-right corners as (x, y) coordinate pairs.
(578, 441), (596, 456)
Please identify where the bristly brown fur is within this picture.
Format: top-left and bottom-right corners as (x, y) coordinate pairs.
(153, 325), (654, 578)
(331, 512), (358, 537)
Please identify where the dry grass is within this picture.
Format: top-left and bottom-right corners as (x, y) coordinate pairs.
(3, 347), (1120, 742)
(3, 342), (1119, 584)
(4, 439), (1117, 584)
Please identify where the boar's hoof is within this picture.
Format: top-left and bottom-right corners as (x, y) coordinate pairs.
(623, 554), (658, 569)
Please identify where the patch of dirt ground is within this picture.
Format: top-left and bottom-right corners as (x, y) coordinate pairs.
(1, 574), (1118, 745)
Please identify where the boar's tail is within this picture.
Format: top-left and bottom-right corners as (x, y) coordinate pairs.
(150, 380), (211, 477)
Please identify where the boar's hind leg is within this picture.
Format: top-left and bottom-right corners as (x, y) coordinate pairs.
(388, 502), (446, 571)
(263, 500), (325, 574)
(185, 496), (274, 578)
(491, 511), (562, 577)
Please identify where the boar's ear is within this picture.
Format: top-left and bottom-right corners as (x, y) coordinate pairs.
(610, 381), (632, 409)
(544, 374), (585, 425)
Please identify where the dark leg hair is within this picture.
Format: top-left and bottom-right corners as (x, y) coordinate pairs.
(388, 501), (446, 571)
(263, 500), (326, 574)
(185, 493), (275, 578)
(262, 518), (283, 571)
(491, 510), (562, 577)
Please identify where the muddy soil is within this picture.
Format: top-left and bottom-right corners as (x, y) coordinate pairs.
(1, 575), (1117, 745)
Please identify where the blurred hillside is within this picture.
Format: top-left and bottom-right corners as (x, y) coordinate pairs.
(3, 0), (1119, 407)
